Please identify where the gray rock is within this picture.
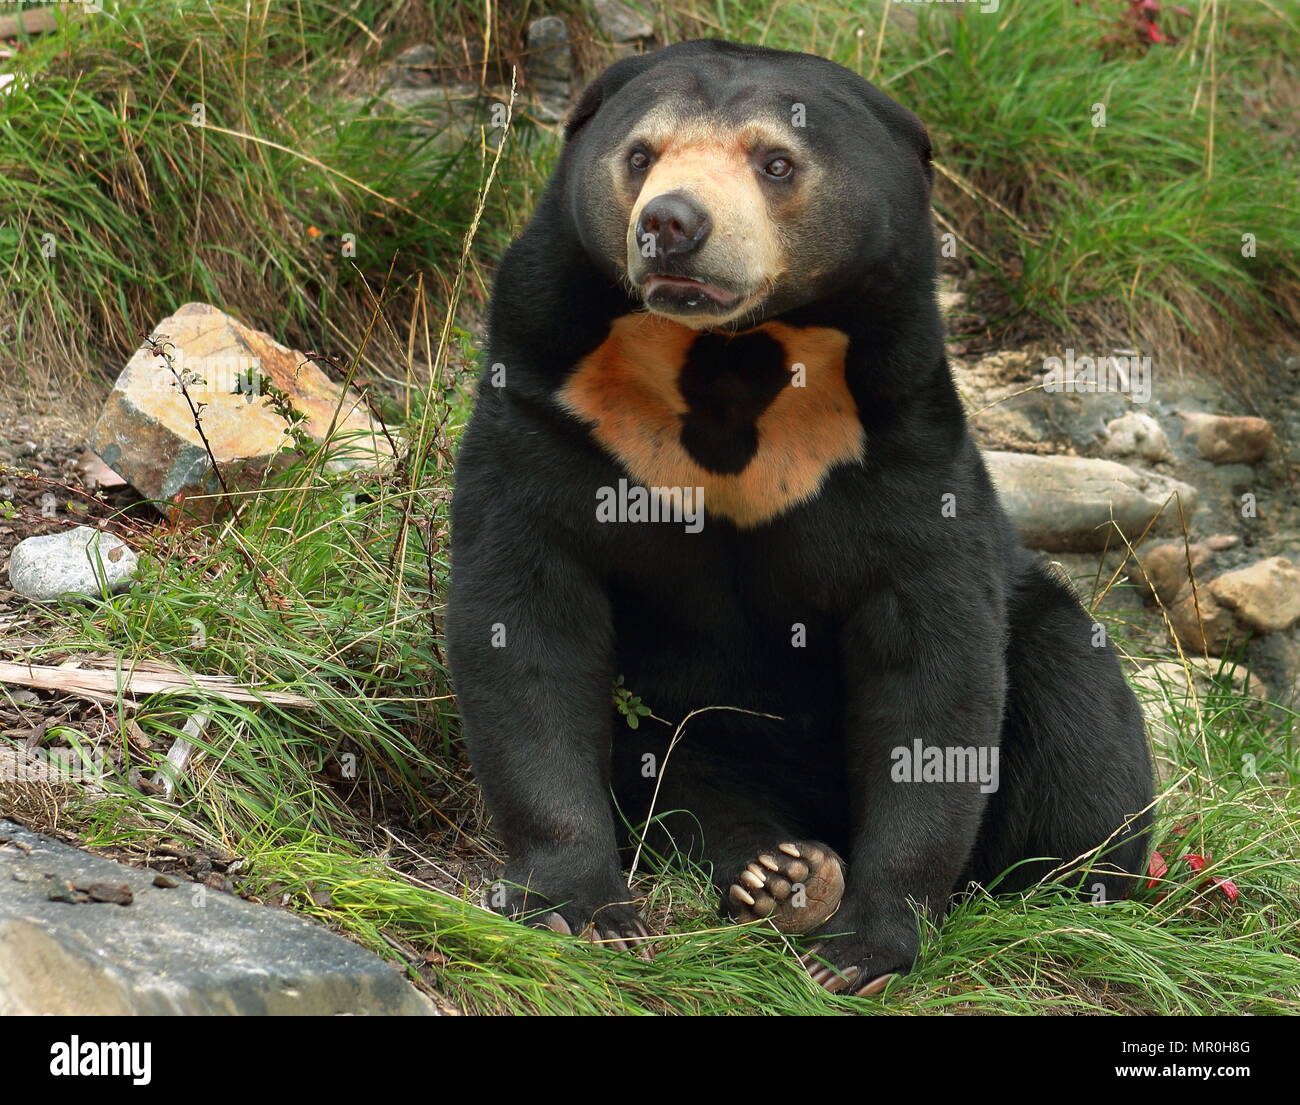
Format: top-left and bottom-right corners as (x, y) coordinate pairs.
(592, 0), (654, 42)
(984, 451), (1199, 552)
(527, 16), (573, 84)
(7, 526), (138, 601)
(0, 820), (436, 1015)
(386, 42), (439, 89)
(378, 83), (498, 143)
(345, 83), (506, 166)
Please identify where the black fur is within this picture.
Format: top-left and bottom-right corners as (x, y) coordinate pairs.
(447, 40), (1153, 983)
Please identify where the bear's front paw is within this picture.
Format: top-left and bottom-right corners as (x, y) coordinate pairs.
(798, 909), (918, 997)
(487, 862), (653, 960)
(724, 841), (845, 934)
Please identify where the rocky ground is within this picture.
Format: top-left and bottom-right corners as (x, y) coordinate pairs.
(942, 273), (1300, 705)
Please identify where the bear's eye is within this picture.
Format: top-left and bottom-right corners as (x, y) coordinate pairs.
(628, 149), (652, 172)
(762, 156), (795, 180)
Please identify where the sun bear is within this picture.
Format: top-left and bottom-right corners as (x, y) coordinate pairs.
(447, 39), (1153, 995)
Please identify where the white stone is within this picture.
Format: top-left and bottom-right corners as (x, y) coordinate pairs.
(1100, 411), (1170, 462)
(8, 526), (138, 602)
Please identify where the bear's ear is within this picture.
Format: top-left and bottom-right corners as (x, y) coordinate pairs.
(564, 52), (661, 141)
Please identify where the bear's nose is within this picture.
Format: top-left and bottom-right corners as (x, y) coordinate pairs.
(636, 193), (712, 258)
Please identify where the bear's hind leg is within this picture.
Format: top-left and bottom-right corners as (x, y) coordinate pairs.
(965, 564), (1155, 901)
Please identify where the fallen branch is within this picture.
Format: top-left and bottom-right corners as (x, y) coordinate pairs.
(0, 661), (312, 709)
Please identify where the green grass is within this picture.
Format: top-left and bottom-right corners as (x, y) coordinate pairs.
(2, 1), (1297, 393)
(0, 0), (554, 390)
(1, 0), (1298, 1014)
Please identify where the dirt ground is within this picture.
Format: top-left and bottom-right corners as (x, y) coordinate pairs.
(0, 386), (153, 835)
(0, 384), (159, 621)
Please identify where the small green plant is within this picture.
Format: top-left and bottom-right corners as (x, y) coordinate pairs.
(259, 374), (315, 457)
(613, 675), (653, 730)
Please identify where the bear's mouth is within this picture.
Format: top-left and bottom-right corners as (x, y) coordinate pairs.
(640, 274), (742, 312)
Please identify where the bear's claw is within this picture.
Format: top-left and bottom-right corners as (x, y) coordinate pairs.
(540, 909), (654, 960)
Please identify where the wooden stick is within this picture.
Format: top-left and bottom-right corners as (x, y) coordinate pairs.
(0, 661), (312, 708)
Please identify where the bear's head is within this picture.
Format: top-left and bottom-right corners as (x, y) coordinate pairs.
(561, 40), (935, 331)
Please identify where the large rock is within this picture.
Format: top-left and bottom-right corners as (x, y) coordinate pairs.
(1176, 410), (1274, 465)
(0, 820), (436, 1015)
(526, 16), (573, 84)
(386, 42), (439, 89)
(1166, 588), (1237, 655)
(89, 303), (391, 517)
(524, 16), (573, 120)
(7, 526), (138, 602)
(370, 82), (502, 156)
(983, 451), (1199, 552)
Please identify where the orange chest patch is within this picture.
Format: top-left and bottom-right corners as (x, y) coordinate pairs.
(558, 314), (865, 527)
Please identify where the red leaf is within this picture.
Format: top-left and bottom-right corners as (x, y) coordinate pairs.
(1211, 878), (1240, 904)
(1149, 848), (1240, 905)
(1147, 850), (1169, 887)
